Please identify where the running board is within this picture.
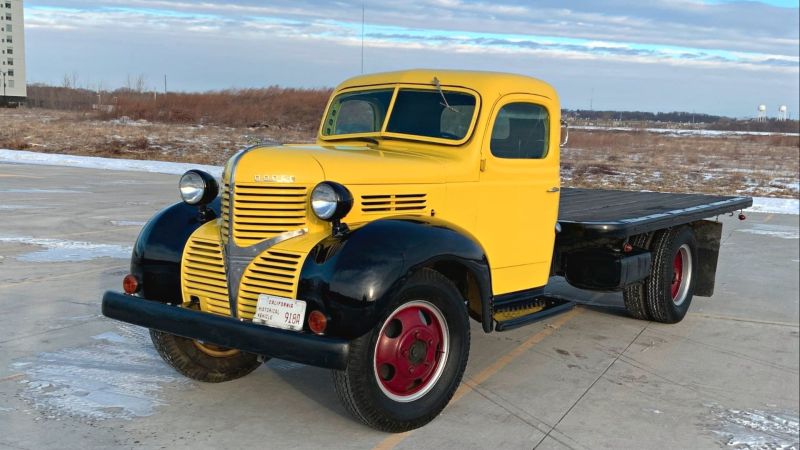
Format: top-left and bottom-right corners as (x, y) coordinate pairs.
(493, 295), (575, 332)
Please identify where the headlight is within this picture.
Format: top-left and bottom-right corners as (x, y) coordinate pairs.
(311, 181), (353, 221)
(179, 170), (218, 205)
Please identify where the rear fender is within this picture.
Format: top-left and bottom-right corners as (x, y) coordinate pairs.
(297, 217), (493, 339)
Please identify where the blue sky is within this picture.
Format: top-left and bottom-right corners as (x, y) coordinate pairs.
(23, 0), (800, 117)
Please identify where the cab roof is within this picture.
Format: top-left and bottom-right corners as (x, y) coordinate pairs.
(335, 69), (558, 101)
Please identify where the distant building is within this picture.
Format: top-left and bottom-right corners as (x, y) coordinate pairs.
(1, 0), (25, 105)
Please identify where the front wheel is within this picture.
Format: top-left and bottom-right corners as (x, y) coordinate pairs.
(332, 269), (470, 432)
(150, 330), (263, 383)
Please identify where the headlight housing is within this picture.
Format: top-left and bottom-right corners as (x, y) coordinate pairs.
(311, 181), (353, 222)
(179, 170), (218, 205)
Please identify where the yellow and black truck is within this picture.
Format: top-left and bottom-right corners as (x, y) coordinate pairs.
(102, 70), (751, 432)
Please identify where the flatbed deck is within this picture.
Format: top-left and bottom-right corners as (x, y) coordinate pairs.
(558, 188), (753, 239)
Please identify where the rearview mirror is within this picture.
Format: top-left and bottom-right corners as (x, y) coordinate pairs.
(560, 119), (569, 147)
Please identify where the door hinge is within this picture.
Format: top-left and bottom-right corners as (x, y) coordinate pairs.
(480, 158), (486, 172)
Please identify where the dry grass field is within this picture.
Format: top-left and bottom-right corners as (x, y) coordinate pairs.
(1, 108), (798, 199)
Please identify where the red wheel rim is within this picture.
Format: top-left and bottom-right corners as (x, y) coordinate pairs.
(373, 301), (449, 402)
(671, 251), (683, 299)
(671, 244), (692, 306)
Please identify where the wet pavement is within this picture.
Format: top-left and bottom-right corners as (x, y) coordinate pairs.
(0, 161), (798, 449)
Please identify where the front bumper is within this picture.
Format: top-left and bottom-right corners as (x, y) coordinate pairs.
(101, 291), (350, 370)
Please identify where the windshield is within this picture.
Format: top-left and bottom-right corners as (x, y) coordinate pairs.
(322, 87), (477, 142)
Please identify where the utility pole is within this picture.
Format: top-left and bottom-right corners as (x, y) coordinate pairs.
(1, 71), (5, 98)
(361, 2), (365, 74)
(164, 74), (167, 94)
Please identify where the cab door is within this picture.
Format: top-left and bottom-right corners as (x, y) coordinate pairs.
(476, 94), (560, 295)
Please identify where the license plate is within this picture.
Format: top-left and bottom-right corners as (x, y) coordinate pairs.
(253, 294), (307, 331)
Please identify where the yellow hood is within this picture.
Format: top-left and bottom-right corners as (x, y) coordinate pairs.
(232, 144), (473, 186)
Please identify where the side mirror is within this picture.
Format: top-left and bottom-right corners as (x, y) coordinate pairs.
(560, 119), (569, 147)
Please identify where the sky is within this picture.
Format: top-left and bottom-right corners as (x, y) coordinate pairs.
(22, 0), (800, 118)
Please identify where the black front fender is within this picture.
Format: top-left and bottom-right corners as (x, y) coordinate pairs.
(131, 199), (219, 302)
(297, 217), (492, 339)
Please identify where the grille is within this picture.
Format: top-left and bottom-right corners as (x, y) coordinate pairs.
(220, 183), (231, 243)
(361, 194), (427, 213)
(183, 237), (231, 316)
(237, 250), (303, 319)
(226, 184), (309, 246)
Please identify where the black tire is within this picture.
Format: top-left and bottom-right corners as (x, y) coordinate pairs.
(645, 226), (698, 323)
(622, 233), (653, 320)
(150, 330), (263, 383)
(331, 268), (470, 433)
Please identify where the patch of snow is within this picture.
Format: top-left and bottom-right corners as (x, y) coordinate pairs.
(0, 204), (49, 210)
(708, 404), (799, 450)
(0, 236), (133, 262)
(747, 197), (800, 215)
(737, 224), (799, 240)
(0, 149), (222, 177)
(573, 125), (799, 137)
(0, 188), (84, 194)
(109, 220), (146, 227)
(15, 324), (192, 421)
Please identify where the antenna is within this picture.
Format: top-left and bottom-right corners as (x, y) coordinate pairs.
(361, 2), (365, 74)
(756, 104), (767, 122)
(778, 105), (788, 121)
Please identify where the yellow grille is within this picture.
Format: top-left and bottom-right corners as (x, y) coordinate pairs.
(229, 184), (308, 246)
(237, 250), (303, 319)
(183, 237), (231, 316)
(361, 194), (427, 213)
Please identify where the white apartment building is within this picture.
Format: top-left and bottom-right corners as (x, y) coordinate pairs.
(1, 0), (25, 103)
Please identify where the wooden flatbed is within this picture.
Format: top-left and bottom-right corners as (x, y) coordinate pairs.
(557, 188), (753, 239)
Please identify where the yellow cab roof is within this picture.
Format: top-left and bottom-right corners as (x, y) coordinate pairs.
(335, 69), (558, 102)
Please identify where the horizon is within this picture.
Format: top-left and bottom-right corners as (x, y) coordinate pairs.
(23, 0), (800, 119)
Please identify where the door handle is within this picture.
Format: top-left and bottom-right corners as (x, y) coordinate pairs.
(546, 187), (560, 193)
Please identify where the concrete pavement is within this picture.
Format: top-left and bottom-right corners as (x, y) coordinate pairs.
(0, 161), (797, 449)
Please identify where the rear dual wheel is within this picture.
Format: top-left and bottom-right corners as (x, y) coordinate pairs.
(623, 226), (697, 323)
(332, 269), (470, 433)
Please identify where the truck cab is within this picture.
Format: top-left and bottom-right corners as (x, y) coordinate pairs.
(102, 70), (751, 433)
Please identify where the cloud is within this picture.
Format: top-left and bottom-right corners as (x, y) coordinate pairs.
(22, 0), (800, 116)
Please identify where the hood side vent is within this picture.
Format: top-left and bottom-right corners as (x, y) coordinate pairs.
(361, 193), (427, 214)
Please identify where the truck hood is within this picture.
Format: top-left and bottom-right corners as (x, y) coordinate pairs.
(234, 144), (466, 185)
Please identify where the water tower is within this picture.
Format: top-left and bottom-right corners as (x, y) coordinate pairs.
(778, 105), (788, 121)
(757, 104), (767, 122)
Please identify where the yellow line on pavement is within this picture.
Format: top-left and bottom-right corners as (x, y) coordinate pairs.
(372, 307), (583, 450)
(0, 373), (24, 383)
(0, 174), (42, 179)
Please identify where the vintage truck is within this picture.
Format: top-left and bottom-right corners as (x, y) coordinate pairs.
(102, 70), (752, 432)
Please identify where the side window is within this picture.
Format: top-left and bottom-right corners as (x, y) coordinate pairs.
(490, 103), (549, 159)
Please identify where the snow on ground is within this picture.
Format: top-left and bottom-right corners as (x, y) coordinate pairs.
(573, 125), (799, 137)
(2, 148), (798, 215)
(748, 197), (800, 215)
(707, 403), (799, 450)
(0, 236), (133, 262)
(0, 149), (222, 177)
(14, 324), (192, 421)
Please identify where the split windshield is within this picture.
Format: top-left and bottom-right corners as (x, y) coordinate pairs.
(322, 87), (477, 142)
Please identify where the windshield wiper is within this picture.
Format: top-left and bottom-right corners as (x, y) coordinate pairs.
(329, 136), (380, 145)
(433, 77), (458, 113)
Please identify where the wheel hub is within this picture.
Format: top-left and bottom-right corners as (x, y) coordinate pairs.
(373, 301), (449, 402)
(671, 244), (692, 306)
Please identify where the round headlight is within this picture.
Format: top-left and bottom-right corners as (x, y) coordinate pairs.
(311, 181), (353, 222)
(179, 170), (218, 205)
